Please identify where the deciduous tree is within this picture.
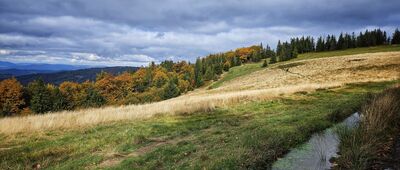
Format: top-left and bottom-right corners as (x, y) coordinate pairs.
(0, 78), (25, 116)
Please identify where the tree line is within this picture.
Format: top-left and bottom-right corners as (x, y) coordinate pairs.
(1, 28), (399, 116)
(276, 28), (400, 62)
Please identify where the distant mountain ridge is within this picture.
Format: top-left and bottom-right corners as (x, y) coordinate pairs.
(0, 61), (91, 71)
(0, 61), (139, 85)
(0, 69), (56, 80)
(13, 67), (139, 85)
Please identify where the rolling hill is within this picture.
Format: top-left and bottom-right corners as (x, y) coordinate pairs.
(0, 69), (56, 80)
(4, 66), (139, 85)
(0, 61), (92, 71)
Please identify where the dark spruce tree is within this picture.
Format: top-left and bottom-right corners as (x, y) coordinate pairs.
(28, 79), (53, 114)
(162, 79), (180, 100)
(269, 53), (277, 64)
(51, 88), (69, 111)
(81, 87), (106, 108)
(391, 28), (400, 44)
(329, 35), (337, 51)
(316, 36), (325, 52)
(276, 40), (282, 57)
(194, 58), (204, 87)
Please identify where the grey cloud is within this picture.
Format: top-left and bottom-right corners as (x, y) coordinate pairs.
(0, 0), (399, 66)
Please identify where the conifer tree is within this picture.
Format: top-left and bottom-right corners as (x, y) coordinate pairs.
(204, 66), (215, 81)
(81, 87), (105, 108)
(291, 46), (298, 58)
(337, 33), (345, 50)
(276, 40), (282, 56)
(194, 58), (204, 87)
(316, 36), (325, 52)
(391, 28), (400, 44)
(162, 79), (180, 100)
(329, 35), (337, 51)
(28, 79), (52, 114)
(51, 88), (69, 111)
(269, 53), (277, 64)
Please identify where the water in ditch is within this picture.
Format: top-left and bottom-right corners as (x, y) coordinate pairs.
(271, 113), (360, 170)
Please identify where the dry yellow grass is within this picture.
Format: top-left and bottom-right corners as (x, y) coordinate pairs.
(205, 52), (400, 92)
(0, 52), (399, 134)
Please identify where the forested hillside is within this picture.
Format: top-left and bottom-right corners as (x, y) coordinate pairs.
(0, 69), (55, 80)
(10, 66), (139, 85)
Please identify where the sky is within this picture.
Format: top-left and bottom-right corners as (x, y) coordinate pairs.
(0, 0), (399, 67)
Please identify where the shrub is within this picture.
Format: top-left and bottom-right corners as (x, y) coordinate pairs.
(261, 59), (268, 68)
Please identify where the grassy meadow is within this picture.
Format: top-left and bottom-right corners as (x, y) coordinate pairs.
(0, 81), (397, 169)
(209, 61), (265, 89)
(210, 45), (400, 89)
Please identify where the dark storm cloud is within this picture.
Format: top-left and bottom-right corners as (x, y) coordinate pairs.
(0, 0), (399, 66)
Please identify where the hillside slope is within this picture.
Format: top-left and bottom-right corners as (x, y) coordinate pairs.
(1, 51), (399, 134)
(209, 52), (399, 92)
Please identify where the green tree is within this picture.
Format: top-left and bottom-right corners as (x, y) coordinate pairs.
(28, 79), (53, 114)
(51, 88), (69, 111)
(204, 66), (215, 81)
(291, 47), (298, 58)
(269, 53), (277, 64)
(162, 79), (180, 100)
(391, 28), (400, 44)
(81, 87), (106, 108)
(316, 36), (325, 52)
(276, 40), (282, 56)
(194, 58), (204, 87)
(160, 60), (174, 72)
(329, 35), (337, 51)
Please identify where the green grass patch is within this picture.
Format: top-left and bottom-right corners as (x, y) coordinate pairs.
(209, 61), (265, 88)
(0, 81), (397, 169)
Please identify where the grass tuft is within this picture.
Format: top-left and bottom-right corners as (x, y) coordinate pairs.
(335, 85), (400, 169)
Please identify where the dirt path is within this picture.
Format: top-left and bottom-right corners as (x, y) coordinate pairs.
(95, 134), (196, 168)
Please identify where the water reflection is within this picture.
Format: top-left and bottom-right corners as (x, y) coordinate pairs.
(272, 113), (360, 170)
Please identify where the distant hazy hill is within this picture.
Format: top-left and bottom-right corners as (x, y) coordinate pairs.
(0, 61), (91, 71)
(2, 67), (139, 85)
(0, 69), (57, 79)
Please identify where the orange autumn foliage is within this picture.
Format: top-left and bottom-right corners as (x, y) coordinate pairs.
(95, 72), (133, 104)
(0, 78), (25, 116)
